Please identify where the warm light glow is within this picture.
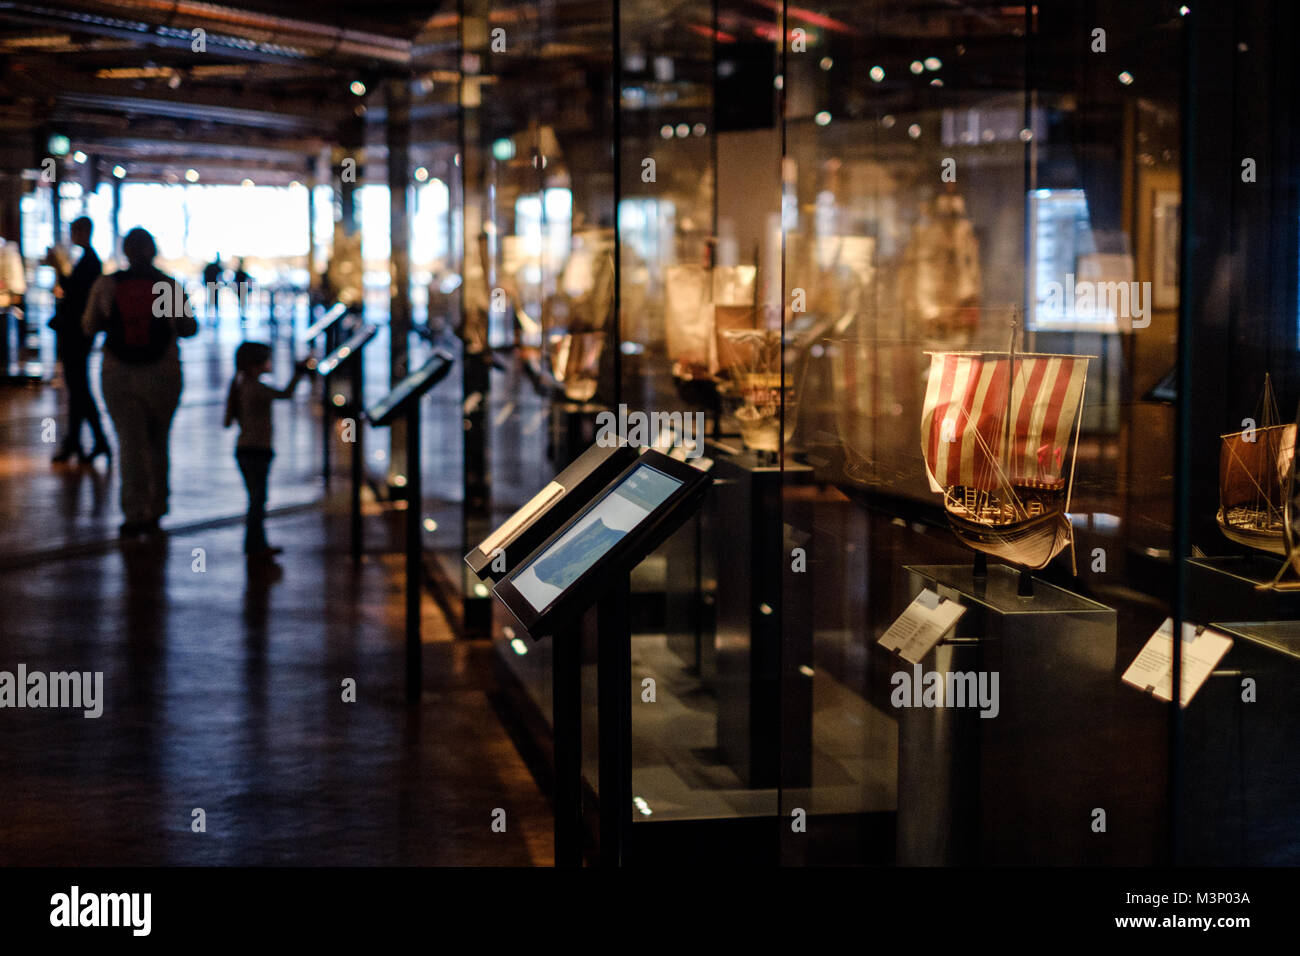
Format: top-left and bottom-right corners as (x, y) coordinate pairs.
(112, 165), (126, 179)
(869, 65), (885, 82)
(909, 60), (924, 74)
(423, 518), (437, 532)
(924, 57), (942, 71)
(350, 80), (366, 96)
(185, 169), (199, 183)
(414, 166), (429, 182)
(1118, 71), (1134, 85)
(814, 111), (831, 126)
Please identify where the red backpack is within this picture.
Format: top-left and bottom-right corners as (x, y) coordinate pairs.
(104, 267), (175, 364)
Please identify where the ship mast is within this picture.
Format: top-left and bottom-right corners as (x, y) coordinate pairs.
(1002, 313), (1017, 483)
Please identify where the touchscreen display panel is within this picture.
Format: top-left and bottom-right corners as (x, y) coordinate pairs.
(510, 464), (683, 612)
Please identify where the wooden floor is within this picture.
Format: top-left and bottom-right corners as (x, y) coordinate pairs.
(0, 334), (553, 866)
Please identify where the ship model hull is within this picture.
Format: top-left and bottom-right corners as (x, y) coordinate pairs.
(944, 491), (1072, 570)
(1215, 506), (1285, 556)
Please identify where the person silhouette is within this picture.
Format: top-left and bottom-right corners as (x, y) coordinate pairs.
(83, 227), (198, 537)
(48, 216), (108, 464)
(202, 253), (224, 328)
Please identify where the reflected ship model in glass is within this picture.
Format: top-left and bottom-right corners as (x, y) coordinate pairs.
(1217, 374), (1296, 558)
(921, 324), (1090, 572)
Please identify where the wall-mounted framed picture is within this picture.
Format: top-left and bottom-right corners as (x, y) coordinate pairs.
(1151, 188), (1181, 310)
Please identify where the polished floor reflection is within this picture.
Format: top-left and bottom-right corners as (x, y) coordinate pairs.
(0, 334), (552, 865)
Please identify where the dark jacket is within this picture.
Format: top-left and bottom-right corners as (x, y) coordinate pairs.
(51, 246), (102, 355)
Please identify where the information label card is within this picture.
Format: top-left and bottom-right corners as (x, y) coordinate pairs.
(1122, 617), (1233, 708)
(878, 588), (967, 664)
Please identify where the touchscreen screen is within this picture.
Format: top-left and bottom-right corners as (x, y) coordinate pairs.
(511, 464), (683, 611)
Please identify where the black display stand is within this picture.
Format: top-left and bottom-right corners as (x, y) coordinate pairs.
(708, 443), (814, 789)
(301, 303), (351, 489)
(365, 350), (455, 702)
(1181, 620), (1300, 864)
(485, 451), (712, 867)
(1186, 555), (1300, 622)
(897, 564), (1116, 865)
(313, 322), (378, 564)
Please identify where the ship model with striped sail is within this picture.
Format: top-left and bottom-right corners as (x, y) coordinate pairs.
(1216, 374), (1296, 558)
(921, 323), (1090, 572)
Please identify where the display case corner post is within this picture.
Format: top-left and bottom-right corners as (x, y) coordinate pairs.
(973, 552), (988, 578)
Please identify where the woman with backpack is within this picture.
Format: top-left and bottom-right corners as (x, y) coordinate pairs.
(82, 227), (198, 538)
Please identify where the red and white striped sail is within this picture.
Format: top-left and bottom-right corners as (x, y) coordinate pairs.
(922, 351), (1088, 493)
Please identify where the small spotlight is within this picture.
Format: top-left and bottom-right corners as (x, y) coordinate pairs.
(392, 474), (407, 488)
(1179, 5), (1190, 14)
(185, 168), (199, 183)
(423, 518), (437, 532)
(908, 123), (922, 139)
(909, 60), (924, 74)
(692, 123), (706, 137)
(814, 111), (831, 126)
(350, 80), (366, 96)
(660, 124), (674, 139)
(332, 394), (346, 406)
(71, 150), (87, 164)
(474, 583), (489, 598)
(869, 65), (885, 82)
(675, 123), (689, 138)
(414, 166), (429, 182)
(924, 57), (942, 71)
(1118, 71), (1134, 85)
(819, 57), (833, 71)
(112, 165), (126, 179)
(241, 178), (254, 187)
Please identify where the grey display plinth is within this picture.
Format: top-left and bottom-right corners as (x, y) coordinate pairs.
(1181, 620), (1300, 865)
(1187, 555), (1300, 623)
(897, 564), (1117, 865)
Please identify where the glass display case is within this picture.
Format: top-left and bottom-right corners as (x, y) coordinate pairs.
(431, 0), (1300, 866)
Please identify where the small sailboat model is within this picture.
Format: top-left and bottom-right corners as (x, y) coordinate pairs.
(1216, 374), (1296, 558)
(921, 323), (1090, 572)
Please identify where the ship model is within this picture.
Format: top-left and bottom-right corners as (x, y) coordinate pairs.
(921, 323), (1090, 574)
(1217, 375), (1295, 555)
(1220, 375), (1300, 590)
